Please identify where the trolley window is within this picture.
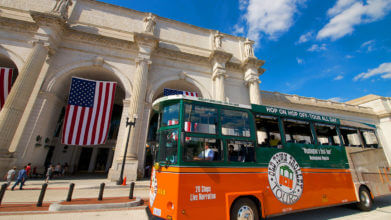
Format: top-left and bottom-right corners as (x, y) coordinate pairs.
(340, 127), (362, 147)
(161, 103), (180, 127)
(360, 129), (379, 148)
(157, 129), (178, 164)
(183, 137), (222, 162)
(227, 140), (255, 162)
(221, 109), (251, 137)
(314, 123), (340, 146)
(255, 115), (282, 148)
(284, 119), (314, 144)
(184, 104), (217, 134)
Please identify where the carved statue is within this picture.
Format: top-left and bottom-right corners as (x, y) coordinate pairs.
(52, 0), (73, 19)
(144, 13), (156, 33)
(214, 31), (223, 49)
(244, 38), (255, 58)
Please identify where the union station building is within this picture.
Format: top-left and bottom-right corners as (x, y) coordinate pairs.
(0, 0), (390, 181)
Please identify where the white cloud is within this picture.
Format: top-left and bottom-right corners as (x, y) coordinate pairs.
(307, 43), (327, 52)
(345, 55), (353, 59)
(296, 31), (312, 44)
(296, 57), (304, 64)
(232, 24), (244, 35)
(334, 75), (344, 80)
(354, 62), (391, 81)
(239, 0), (249, 11)
(243, 0), (306, 42)
(317, 0), (391, 40)
(361, 40), (375, 52)
(327, 0), (356, 16)
(328, 97), (346, 102)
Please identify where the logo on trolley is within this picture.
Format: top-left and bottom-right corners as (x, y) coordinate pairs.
(268, 152), (303, 205)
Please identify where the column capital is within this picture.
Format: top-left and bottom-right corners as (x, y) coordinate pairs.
(135, 57), (152, 65)
(134, 32), (158, 59)
(212, 68), (227, 81)
(209, 50), (232, 64)
(30, 11), (67, 55)
(241, 57), (265, 69)
(244, 75), (261, 86)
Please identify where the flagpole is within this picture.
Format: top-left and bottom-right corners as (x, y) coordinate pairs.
(116, 114), (137, 185)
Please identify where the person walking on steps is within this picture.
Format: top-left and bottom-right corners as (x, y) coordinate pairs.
(11, 166), (27, 190)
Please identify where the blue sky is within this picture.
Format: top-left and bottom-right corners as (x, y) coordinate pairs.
(100, 0), (391, 102)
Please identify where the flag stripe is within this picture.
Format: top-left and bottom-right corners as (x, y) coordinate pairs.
(83, 108), (93, 145)
(75, 107), (86, 145)
(91, 83), (102, 144)
(7, 69), (12, 98)
(98, 83), (109, 144)
(62, 104), (71, 144)
(100, 83), (115, 144)
(62, 77), (116, 146)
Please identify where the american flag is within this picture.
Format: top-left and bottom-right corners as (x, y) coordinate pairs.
(163, 88), (198, 97)
(62, 77), (116, 145)
(0, 67), (13, 110)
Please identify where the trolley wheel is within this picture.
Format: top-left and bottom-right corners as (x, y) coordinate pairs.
(230, 198), (259, 220)
(356, 187), (373, 211)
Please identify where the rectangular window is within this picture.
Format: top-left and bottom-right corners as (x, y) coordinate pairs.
(340, 127), (362, 147)
(157, 129), (178, 164)
(183, 137), (222, 162)
(227, 140), (255, 162)
(360, 129), (379, 148)
(161, 103), (180, 127)
(314, 123), (340, 146)
(255, 115), (282, 148)
(221, 109), (251, 137)
(184, 104), (217, 134)
(284, 119), (314, 144)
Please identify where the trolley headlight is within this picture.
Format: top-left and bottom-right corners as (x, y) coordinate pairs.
(154, 162), (161, 170)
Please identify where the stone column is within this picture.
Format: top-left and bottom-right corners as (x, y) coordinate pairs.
(242, 57), (265, 105)
(0, 12), (64, 160)
(108, 33), (157, 181)
(209, 50), (232, 101)
(88, 147), (99, 173)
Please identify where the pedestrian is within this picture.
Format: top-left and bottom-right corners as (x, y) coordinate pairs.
(11, 166), (27, 190)
(45, 164), (53, 183)
(55, 163), (62, 177)
(26, 163), (32, 178)
(62, 162), (69, 176)
(5, 166), (16, 186)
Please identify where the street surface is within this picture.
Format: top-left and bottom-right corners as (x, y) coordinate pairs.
(0, 177), (391, 219)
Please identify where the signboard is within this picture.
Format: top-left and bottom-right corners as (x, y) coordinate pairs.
(252, 104), (340, 124)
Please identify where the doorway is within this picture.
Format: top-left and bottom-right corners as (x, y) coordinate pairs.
(78, 147), (93, 171)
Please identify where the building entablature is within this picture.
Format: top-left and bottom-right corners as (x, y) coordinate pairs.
(1, 0), (265, 71)
(261, 91), (378, 121)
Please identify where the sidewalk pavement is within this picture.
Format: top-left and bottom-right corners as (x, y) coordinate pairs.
(0, 176), (151, 219)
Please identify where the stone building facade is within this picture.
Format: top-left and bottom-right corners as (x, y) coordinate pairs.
(0, 0), (390, 181)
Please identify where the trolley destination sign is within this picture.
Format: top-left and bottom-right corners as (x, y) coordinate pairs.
(252, 104), (340, 124)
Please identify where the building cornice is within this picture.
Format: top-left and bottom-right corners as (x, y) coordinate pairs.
(346, 94), (391, 105)
(0, 16), (38, 33)
(261, 91), (377, 117)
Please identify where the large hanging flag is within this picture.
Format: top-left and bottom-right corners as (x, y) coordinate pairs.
(62, 77), (117, 145)
(0, 67), (13, 110)
(163, 88), (198, 97)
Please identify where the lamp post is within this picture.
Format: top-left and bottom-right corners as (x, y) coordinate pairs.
(116, 114), (137, 185)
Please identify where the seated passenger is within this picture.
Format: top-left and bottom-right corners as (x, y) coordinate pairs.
(228, 145), (239, 161)
(269, 135), (279, 147)
(194, 143), (215, 161)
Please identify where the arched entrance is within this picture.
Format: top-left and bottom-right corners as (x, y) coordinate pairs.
(143, 79), (202, 177)
(42, 66), (128, 176)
